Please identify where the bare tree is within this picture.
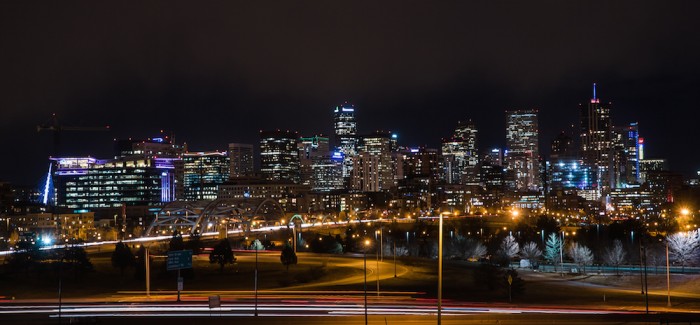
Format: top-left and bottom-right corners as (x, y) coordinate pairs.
(667, 230), (700, 273)
(544, 233), (562, 271)
(567, 242), (594, 274)
(520, 241), (542, 269)
(465, 239), (487, 261)
(604, 239), (626, 275)
(499, 235), (520, 267)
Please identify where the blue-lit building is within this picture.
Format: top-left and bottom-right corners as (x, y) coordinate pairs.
(333, 102), (358, 179)
(548, 132), (592, 191)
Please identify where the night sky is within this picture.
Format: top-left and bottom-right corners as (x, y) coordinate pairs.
(2, 1), (700, 187)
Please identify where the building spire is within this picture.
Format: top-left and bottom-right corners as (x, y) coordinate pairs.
(592, 82), (597, 100)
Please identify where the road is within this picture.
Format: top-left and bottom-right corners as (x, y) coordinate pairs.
(0, 299), (696, 325)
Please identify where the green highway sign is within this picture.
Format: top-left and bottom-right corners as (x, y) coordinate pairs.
(167, 250), (193, 271)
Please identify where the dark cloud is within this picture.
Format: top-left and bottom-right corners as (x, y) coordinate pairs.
(2, 1), (700, 185)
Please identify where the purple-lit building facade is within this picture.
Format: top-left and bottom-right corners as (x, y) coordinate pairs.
(51, 156), (177, 210)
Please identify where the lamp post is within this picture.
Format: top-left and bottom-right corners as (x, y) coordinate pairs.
(145, 245), (150, 298)
(254, 239), (259, 317)
(394, 240), (397, 278)
(438, 212), (447, 325)
(560, 231), (564, 276)
(666, 240), (671, 307)
(376, 240), (380, 296)
(364, 239), (370, 325)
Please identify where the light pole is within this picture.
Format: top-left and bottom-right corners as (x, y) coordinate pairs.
(560, 231), (564, 276)
(393, 240), (397, 278)
(364, 239), (370, 325)
(438, 212), (446, 325)
(666, 240), (671, 307)
(145, 245), (150, 298)
(254, 239), (259, 317)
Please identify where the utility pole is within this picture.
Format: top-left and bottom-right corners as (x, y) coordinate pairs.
(145, 246), (150, 298)
(438, 212), (443, 325)
(666, 241), (671, 307)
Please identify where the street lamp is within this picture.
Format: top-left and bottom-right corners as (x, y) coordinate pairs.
(438, 211), (449, 325)
(364, 239), (370, 325)
(254, 238), (259, 317)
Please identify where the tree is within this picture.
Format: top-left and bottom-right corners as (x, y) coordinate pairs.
(63, 245), (93, 279)
(280, 243), (298, 271)
(134, 245), (146, 280)
(111, 241), (135, 277)
(667, 230), (700, 273)
(168, 230), (185, 251)
(520, 242), (542, 269)
(499, 235), (519, 267)
(187, 231), (203, 255)
(567, 242), (594, 274)
(209, 239), (236, 272)
(544, 233), (562, 271)
(250, 239), (264, 251)
(604, 239), (627, 275)
(465, 238), (487, 261)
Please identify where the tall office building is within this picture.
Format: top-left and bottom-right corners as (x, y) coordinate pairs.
(441, 119), (479, 185)
(298, 135), (331, 186)
(180, 151), (230, 201)
(333, 102), (358, 179)
(228, 143), (254, 178)
(352, 131), (401, 192)
(622, 122), (641, 185)
(548, 132), (591, 190)
(579, 83), (613, 198)
(310, 152), (345, 192)
(260, 130), (300, 183)
(505, 109), (540, 191)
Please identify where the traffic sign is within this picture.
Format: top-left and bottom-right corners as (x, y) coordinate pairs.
(167, 250), (193, 271)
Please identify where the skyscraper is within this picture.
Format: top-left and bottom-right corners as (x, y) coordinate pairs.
(259, 130), (300, 183)
(333, 102), (358, 179)
(352, 131), (401, 192)
(548, 132), (591, 190)
(180, 151), (230, 201)
(505, 109), (540, 191)
(298, 135), (330, 186)
(579, 83), (612, 198)
(441, 119), (479, 185)
(228, 143), (254, 179)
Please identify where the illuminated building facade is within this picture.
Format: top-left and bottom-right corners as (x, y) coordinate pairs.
(579, 83), (613, 198)
(228, 143), (254, 178)
(259, 130), (300, 184)
(298, 135), (331, 186)
(217, 181), (310, 212)
(333, 102), (358, 179)
(115, 136), (184, 159)
(310, 152), (345, 192)
(548, 132), (592, 190)
(441, 119), (479, 185)
(52, 156), (176, 210)
(352, 131), (401, 192)
(505, 109), (540, 191)
(640, 159), (668, 183)
(180, 151), (230, 201)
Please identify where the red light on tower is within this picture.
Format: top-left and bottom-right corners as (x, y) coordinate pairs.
(638, 138), (644, 144)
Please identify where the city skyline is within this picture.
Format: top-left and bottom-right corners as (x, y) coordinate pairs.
(2, 1), (700, 186)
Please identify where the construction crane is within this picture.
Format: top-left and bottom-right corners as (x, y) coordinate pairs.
(37, 113), (111, 156)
